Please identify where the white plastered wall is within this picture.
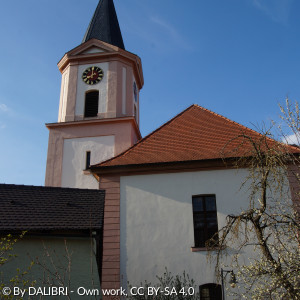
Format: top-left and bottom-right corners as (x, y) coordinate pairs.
(82, 47), (105, 54)
(58, 68), (70, 122)
(120, 169), (255, 292)
(61, 136), (114, 189)
(122, 67), (127, 115)
(133, 75), (139, 125)
(75, 62), (109, 116)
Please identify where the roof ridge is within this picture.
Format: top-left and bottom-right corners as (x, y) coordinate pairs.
(91, 104), (196, 168)
(0, 183), (104, 193)
(92, 104), (278, 168)
(194, 104), (253, 133)
(194, 104), (300, 153)
(91, 104), (300, 170)
(192, 104), (276, 142)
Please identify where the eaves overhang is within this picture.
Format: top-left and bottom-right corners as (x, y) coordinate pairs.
(90, 151), (300, 177)
(89, 157), (239, 177)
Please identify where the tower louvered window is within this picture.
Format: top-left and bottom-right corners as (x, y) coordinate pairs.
(84, 91), (99, 117)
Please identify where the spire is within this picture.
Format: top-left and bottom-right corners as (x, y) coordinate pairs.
(82, 0), (125, 50)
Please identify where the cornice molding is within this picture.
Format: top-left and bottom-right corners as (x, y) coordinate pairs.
(57, 39), (144, 89)
(46, 116), (141, 139)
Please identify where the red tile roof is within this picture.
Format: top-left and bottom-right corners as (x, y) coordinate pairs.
(91, 104), (297, 169)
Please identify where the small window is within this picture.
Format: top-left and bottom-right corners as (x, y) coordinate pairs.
(192, 195), (218, 247)
(134, 105), (137, 119)
(133, 82), (138, 102)
(84, 91), (99, 117)
(200, 284), (222, 300)
(85, 151), (91, 169)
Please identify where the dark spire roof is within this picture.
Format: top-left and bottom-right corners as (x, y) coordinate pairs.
(82, 0), (125, 50)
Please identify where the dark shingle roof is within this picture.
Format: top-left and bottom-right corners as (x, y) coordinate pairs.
(0, 184), (104, 232)
(82, 0), (125, 50)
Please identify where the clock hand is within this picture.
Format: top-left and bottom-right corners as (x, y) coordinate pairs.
(88, 71), (96, 78)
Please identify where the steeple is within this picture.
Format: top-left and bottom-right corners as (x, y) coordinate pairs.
(45, 0), (143, 189)
(82, 0), (125, 50)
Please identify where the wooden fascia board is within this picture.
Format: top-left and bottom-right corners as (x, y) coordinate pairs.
(91, 158), (239, 177)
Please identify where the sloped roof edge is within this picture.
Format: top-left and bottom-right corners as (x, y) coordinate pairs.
(91, 104), (196, 168)
(90, 104), (300, 171)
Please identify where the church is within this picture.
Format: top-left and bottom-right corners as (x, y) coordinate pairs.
(0, 1), (298, 299)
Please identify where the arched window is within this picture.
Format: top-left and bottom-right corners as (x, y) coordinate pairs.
(84, 90), (99, 117)
(200, 284), (222, 300)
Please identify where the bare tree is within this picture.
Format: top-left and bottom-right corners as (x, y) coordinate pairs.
(32, 236), (101, 300)
(34, 239), (73, 300)
(209, 99), (300, 299)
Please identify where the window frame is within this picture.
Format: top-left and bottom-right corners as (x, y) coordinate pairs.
(199, 283), (222, 300)
(85, 151), (91, 170)
(192, 194), (219, 249)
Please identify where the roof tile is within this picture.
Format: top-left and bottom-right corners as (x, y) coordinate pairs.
(92, 104), (298, 168)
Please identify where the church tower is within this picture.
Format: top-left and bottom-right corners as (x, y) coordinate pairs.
(45, 0), (143, 188)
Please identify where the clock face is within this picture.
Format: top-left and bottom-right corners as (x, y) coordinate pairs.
(82, 66), (104, 85)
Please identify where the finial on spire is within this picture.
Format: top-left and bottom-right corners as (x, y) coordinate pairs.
(82, 0), (125, 50)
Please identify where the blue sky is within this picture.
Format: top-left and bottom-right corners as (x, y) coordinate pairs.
(0, 0), (299, 186)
